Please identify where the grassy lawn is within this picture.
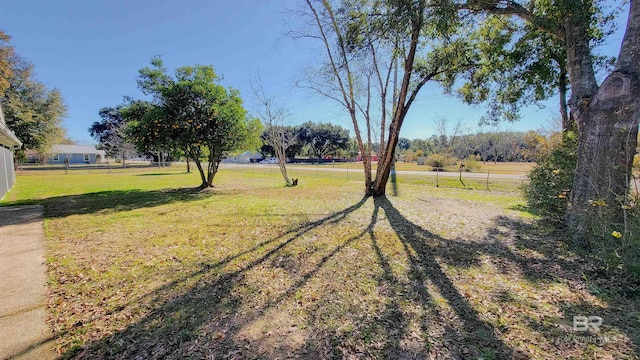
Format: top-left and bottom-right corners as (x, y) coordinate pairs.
(286, 161), (536, 175)
(2, 166), (639, 359)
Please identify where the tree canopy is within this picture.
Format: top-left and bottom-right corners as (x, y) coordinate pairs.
(299, 121), (350, 160)
(0, 30), (15, 98)
(89, 106), (137, 166)
(129, 57), (262, 188)
(2, 54), (67, 153)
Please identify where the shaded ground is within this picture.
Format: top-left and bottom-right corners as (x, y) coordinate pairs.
(5, 171), (638, 359)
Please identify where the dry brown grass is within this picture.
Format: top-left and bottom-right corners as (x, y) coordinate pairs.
(3, 167), (639, 359)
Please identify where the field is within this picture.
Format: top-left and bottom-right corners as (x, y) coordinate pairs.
(2, 164), (639, 359)
(279, 160), (536, 175)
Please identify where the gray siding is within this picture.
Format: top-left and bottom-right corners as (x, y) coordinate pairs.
(50, 153), (98, 164)
(0, 145), (16, 200)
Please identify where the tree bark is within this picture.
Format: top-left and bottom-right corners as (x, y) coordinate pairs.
(558, 67), (570, 131)
(568, 0), (640, 239)
(193, 157), (207, 189)
(370, 0), (425, 196)
(568, 72), (640, 237)
(206, 155), (221, 188)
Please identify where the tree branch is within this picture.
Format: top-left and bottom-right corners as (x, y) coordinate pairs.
(460, 0), (565, 41)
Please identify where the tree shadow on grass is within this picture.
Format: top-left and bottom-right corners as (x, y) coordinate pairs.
(7, 188), (213, 219)
(134, 172), (186, 177)
(373, 196), (521, 359)
(403, 208), (640, 357)
(488, 215), (640, 355)
(52, 194), (639, 359)
(58, 196), (370, 359)
(55, 194), (522, 359)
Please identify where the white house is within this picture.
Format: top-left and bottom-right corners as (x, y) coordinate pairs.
(223, 151), (263, 164)
(0, 103), (22, 200)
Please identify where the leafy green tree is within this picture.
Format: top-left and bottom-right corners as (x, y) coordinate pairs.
(464, 0), (640, 239)
(299, 121), (350, 161)
(260, 126), (304, 160)
(89, 106), (136, 167)
(122, 98), (177, 167)
(134, 57), (261, 188)
(397, 137), (410, 152)
(0, 30), (15, 97)
(523, 131), (577, 222)
(2, 55), (67, 154)
(299, 0), (475, 195)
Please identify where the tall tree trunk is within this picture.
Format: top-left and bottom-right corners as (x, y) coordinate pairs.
(193, 157), (207, 189)
(558, 67), (571, 131)
(372, 119), (402, 195)
(568, 0), (640, 239)
(206, 151), (222, 187)
(370, 0), (425, 196)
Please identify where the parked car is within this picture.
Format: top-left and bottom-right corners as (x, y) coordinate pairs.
(259, 157), (278, 164)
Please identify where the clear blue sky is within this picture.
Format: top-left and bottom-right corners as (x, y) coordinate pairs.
(0, 0), (628, 143)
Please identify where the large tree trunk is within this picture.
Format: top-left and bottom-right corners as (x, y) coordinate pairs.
(569, 73), (640, 237)
(371, 121), (401, 196)
(193, 158), (207, 189)
(568, 0), (640, 239)
(361, 147), (373, 194)
(369, 0), (425, 196)
(558, 67), (571, 131)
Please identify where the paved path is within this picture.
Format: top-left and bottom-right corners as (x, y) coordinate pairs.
(0, 205), (55, 360)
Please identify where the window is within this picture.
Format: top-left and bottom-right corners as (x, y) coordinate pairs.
(52, 154), (59, 161)
(84, 154), (90, 162)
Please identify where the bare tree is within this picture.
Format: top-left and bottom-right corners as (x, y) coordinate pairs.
(251, 76), (298, 186)
(295, 0), (473, 195)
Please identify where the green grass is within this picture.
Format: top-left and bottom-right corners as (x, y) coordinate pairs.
(286, 160), (535, 175)
(2, 166), (639, 359)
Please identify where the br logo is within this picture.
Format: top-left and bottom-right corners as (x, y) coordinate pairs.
(573, 316), (603, 331)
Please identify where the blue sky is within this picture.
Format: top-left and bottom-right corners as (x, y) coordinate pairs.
(1, 0), (628, 143)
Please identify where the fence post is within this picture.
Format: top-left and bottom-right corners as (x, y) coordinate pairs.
(486, 170), (490, 191)
(436, 169), (439, 188)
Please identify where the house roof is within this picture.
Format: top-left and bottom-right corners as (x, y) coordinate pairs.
(0, 103), (22, 148)
(52, 144), (103, 154)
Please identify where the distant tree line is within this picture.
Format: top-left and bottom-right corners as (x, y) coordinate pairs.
(397, 130), (547, 164)
(259, 121), (351, 161)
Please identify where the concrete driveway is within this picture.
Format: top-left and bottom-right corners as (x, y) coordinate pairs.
(0, 205), (55, 360)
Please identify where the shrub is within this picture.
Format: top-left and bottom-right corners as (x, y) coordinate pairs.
(404, 150), (416, 163)
(522, 131), (577, 221)
(460, 155), (481, 172)
(524, 131), (640, 283)
(425, 153), (456, 171)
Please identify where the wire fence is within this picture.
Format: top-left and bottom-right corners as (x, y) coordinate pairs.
(244, 162), (529, 192)
(16, 161), (530, 192)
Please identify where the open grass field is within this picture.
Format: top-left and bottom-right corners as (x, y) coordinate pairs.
(2, 165), (639, 359)
(284, 161), (536, 175)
